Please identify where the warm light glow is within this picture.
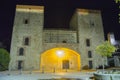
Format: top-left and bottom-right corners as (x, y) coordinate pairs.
(40, 47), (81, 72)
(16, 5), (44, 13)
(56, 50), (64, 57)
(77, 9), (89, 15)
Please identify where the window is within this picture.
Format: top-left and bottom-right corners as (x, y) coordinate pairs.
(88, 51), (92, 58)
(24, 19), (29, 24)
(24, 37), (29, 45)
(62, 40), (67, 43)
(89, 60), (93, 69)
(18, 60), (23, 70)
(19, 48), (24, 56)
(86, 39), (90, 47)
(90, 20), (95, 27)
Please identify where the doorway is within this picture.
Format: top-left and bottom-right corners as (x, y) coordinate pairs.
(62, 60), (69, 69)
(18, 60), (23, 70)
(40, 48), (81, 71)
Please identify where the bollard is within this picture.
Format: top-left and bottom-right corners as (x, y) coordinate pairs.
(53, 67), (55, 73)
(42, 66), (44, 73)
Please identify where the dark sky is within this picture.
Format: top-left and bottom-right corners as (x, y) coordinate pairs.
(0, 0), (120, 51)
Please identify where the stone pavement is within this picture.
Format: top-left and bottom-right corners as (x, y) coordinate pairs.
(0, 70), (95, 80)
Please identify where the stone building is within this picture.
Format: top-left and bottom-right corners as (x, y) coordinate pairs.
(9, 5), (105, 71)
(107, 32), (120, 67)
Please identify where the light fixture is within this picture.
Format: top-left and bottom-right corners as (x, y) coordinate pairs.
(56, 50), (64, 57)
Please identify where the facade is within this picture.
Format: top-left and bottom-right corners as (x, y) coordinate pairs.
(9, 5), (105, 71)
(107, 32), (120, 67)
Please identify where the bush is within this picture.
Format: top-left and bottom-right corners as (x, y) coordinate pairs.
(0, 48), (10, 71)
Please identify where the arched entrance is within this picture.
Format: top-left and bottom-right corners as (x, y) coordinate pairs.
(40, 48), (81, 72)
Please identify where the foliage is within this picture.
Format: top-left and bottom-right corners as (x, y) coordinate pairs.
(95, 41), (116, 57)
(0, 48), (10, 71)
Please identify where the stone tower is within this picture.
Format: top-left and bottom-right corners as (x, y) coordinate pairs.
(9, 5), (44, 70)
(9, 5), (105, 71)
(70, 9), (105, 69)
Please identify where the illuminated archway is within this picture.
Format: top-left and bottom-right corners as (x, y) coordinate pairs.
(40, 48), (81, 72)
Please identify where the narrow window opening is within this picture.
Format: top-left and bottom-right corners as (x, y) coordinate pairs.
(90, 20), (94, 27)
(89, 60), (93, 69)
(86, 39), (90, 47)
(24, 19), (29, 24)
(88, 51), (92, 58)
(18, 60), (23, 70)
(24, 37), (29, 45)
(19, 48), (24, 56)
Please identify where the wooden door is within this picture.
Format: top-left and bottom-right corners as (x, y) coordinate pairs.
(62, 60), (69, 69)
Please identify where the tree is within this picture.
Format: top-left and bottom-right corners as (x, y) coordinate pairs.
(95, 41), (116, 72)
(0, 48), (10, 71)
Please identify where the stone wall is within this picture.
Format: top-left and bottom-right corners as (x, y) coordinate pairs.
(70, 9), (105, 69)
(43, 30), (78, 43)
(10, 5), (105, 71)
(9, 5), (44, 70)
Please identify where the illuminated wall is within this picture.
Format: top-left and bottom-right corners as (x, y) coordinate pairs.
(10, 5), (104, 71)
(70, 9), (105, 68)
(43, 30), (77, 43)
(41, 48), (81, 71)
(9, 5), (44, 70)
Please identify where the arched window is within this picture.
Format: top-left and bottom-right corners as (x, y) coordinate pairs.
(24, 37), (29, 45)
(19, 48), (24, 56)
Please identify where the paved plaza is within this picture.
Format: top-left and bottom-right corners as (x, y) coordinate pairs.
(0, 71), (95, 80)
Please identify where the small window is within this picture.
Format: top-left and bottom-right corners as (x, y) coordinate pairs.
(18, 60), (24, 70)
(88, 51), (92, 58)
(19, 48), (24, 56)
(24, 19), (29, 24)
(62, 40), (67, 43)
(90, 20), (94, 27)
(89, 60), (93, 69)
(86, 39), (90, 47)
(24, 37), (29, 45)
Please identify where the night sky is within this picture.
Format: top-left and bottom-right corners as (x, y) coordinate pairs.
(0, 0), (120, 51)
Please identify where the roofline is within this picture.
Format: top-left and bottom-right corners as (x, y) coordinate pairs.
(16, 5), (44, 10)
(76, 8), (101, 13)
(16, 5), (44, 13)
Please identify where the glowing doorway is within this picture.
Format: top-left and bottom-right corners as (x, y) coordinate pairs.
(40, 48), (81, 72)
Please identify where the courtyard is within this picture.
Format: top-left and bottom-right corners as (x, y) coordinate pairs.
(0, 70), (94, 80)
